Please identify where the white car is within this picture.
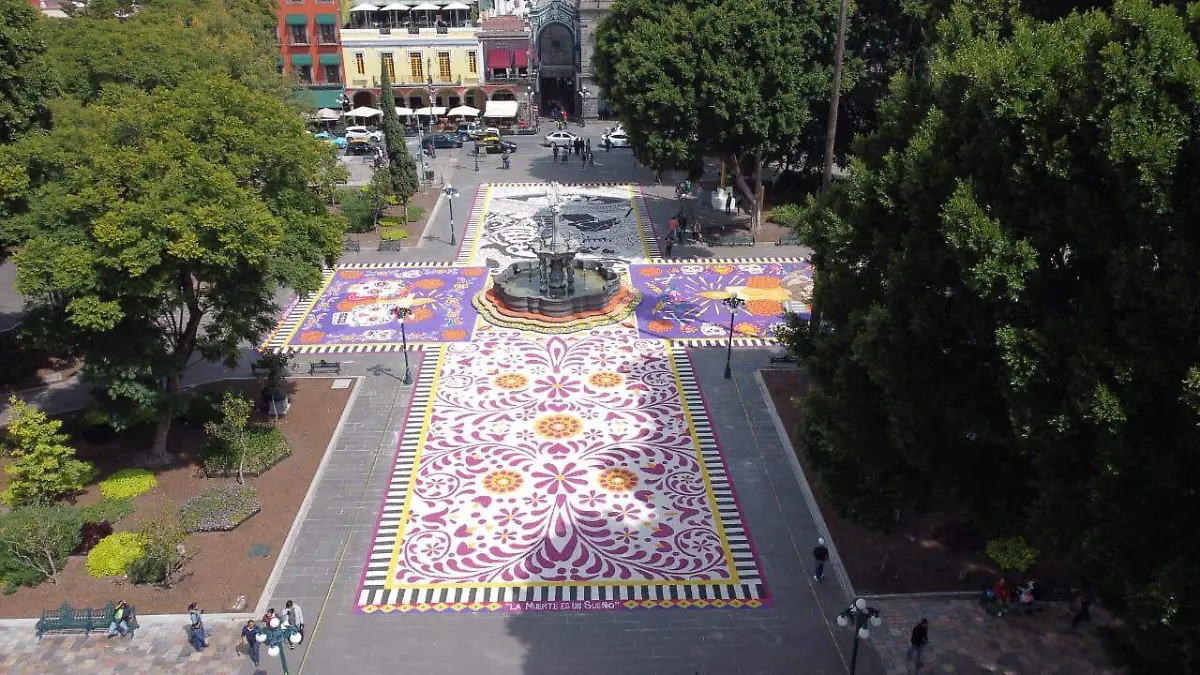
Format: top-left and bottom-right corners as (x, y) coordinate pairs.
(544, 131), (580, 147)
(345, 126), (384, 144)
(602, 131), (630, 148)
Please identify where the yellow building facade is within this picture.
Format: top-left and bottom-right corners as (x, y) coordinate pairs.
(341, 25), (488, 111)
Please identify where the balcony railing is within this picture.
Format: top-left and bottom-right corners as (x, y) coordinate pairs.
(288, 38), (310, 47)
(318, 34), (338, 45)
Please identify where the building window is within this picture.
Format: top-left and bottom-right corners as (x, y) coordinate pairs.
(289, 25), (308, 45)
(297, 65), (312, 84)
(318, 25), (336, 44)
(438, 51), (451, 81)
(324, 65), (341, 83)
(409, 52), (423, 81)
(468, 51), (477, 74)
(383, 53), (396, 81)
(355, 52), (365, 75)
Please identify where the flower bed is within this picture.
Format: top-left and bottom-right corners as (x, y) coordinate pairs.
(200, 425), (291, 478)
(180, 485), (261, 533)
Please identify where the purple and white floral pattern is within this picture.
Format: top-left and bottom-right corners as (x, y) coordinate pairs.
(390, 327), (733, 585)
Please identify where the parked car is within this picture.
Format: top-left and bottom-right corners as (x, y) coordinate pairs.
(345, 126), (383, 144)
(425, 133), (463, 149)
(313, 131), (348, 149)
(482, 138), (518, 154)
(602, 130), (630, 148)
(347, 138), (372, 154)
(544, 131), (580, 147)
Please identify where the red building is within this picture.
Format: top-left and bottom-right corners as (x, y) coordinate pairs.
(276, 0), (347, 109)
(479, 15), (536, 110)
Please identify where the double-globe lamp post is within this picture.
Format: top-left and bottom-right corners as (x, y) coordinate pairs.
(390, 297), (413, 385)
(723, 295), (745, 379)
(254, 616), (302, 675)
(444, 185), (459, 246)
(836, 598), (883, 675)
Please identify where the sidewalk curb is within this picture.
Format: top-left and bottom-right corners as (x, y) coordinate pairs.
(0, 613), (251, 629)
(254, 375), (365, 618)
(754, 369), (857, 600)
(416, 192), (447, 250)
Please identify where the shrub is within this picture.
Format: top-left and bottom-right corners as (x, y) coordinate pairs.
(0, 505), (82, 588)
(201, 425), (291, 477)
(986, 536), (1039, 572)
(86, 532), (146, 578)
(77, 521), (114, 554)
(180, 485), (261, 533)
(180, 390), (225, 428)
(1, 397), (96, 506)
(379, 227), (409, 241)
(77, 498), (135, 525)
(127, 500), (191, 587)
(768, 203), (805, 229)
(98, 469), (158, 501)
(203, 393), (253, 484)
(340, 191), (378, 233)
(406, 205), (425, 222)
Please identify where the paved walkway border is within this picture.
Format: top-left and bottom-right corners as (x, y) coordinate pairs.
(254, 375), (366, 618)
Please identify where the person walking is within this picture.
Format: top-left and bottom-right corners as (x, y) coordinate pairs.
(725, 192), (733, 215)
(812, 537), (830, 582)
(553, 144), (559, 161)
(992, 578), (1011, 616)
(585, 138), (591, 153)
(188, 617), (208, 652)
(907, 618), (929, 668)
(1071, 592), (1092, 628)
(242, 619), (262, 668)
(664, 236), (674, 258)
(286, 600), (306, 649)
(667, 216), (679, 244)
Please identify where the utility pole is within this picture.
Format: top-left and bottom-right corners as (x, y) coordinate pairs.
(821, 0), (849, 192)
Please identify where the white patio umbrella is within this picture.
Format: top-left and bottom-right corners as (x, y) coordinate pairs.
(447, 105), (479, 117)
(409, 2), (438, 8)
(442, 2), (469, 8)
(414, 106), (448, 116)
(316, 108), (341, 121)
(349, 3), (379, 10)
(345, 106), (384, 119)
(395, 107), (414, 116)
(379, 2), (409, 8)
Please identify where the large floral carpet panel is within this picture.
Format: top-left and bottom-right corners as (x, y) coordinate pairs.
(261, 263), (490, 353)
(630, 259), (813, 345)
(455, 183), (659, 271)
(357, 327), (769, 613)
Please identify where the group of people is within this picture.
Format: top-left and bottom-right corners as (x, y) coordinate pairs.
(240, 601), (306, 667)
(552, 138), (594, 168)
(105, 599), (135, 639)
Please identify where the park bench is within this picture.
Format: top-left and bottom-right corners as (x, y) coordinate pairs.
(769, 355), (799, 365)
(342, 239), (361, 253)
(36, 602), (138, 641)
(710, 233), (755, 247)
(377, 239), (405, 252)
(309, 360), (342, 376)
(776, 233), (802, 246)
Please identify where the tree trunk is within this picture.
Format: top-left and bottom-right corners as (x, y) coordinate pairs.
(237, 433), (247, 485)
(149, 373), (181, 465)
(729, 153), (762, 232)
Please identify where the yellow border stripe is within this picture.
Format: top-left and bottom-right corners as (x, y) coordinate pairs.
(628, 184), (653, 259)
(279, 271), (338, 347)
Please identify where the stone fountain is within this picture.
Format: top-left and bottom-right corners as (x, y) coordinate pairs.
(488, 183), (625, 319)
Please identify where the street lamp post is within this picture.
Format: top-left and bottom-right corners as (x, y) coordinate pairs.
(443, 185), (459, 246)
(391, 298), (413, 385)
(722, 295), (745, 379)
(254, 617), (303, 675)
(835, 598), (883, 675)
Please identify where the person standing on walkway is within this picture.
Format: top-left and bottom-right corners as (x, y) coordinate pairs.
(285, 600), (306, 649)
(553, 144), (559, 161)
(664, 235), (674, 258)
(812, 537), (829, 582)
(242, 619), (262, 668)
(725, 192), (733, 214)
(993, 578), (1010, 616)
(1071, 592), (1092, 628)
(907, 618), (929, 668)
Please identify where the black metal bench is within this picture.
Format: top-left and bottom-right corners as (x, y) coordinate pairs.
(342, 239), (361, 253)
(377, 239), (405, 252)
(711, 233), (755, 247)
(769, 355), (799, 365)
(309, 360), (342, 375)
(776, 234), (802, 246)
(36, 602), (138, 640)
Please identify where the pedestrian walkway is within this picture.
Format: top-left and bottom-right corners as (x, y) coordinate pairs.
(869, 597), (1120, 675)
(0, 617), (251, 675)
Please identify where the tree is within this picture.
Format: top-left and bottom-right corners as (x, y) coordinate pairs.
(203, 393), (253, 485)
(594, 0), (836, 229)
(1, 397), (96, 507)
(0, 505), (82, 585)
(781, 1), (1200, 670)
(0, 78), (345, 464)
(127, 498), (191, 587)
(377, 56), (419, 221)
(0, 0), (55, 143)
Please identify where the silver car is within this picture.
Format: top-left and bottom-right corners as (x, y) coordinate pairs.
(544, 131), (580, 147)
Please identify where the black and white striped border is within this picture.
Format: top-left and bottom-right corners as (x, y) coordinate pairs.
(279, 343), (443, 355)
(633, 184), (662, 260)
(670, 343), (766, 593)
(668, 336), (778, 347)
(647, 257), (809, 265)
(259, 269), (336, 352)
(338, 261), (458, 269)
(355, 341), (769, 612)
(454, 186), (488, 266)
(359, 359), (437, 601)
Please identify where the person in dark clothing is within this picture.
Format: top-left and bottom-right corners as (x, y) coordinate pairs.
(907, 618), (929, 667)
(725, 192), (733, 214)
(189, 619), (208, 652)
(1072, 593), (1092, 628)
(812, 537), (829, 582)
(664, 237), (673, 258)
(553, 145), (559, 160)
(242, 619), (261, 667)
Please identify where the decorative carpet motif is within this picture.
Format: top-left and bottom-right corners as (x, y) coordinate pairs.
(630, 260), (813, 341)
(357, 329), (768, 614)
(262, 266), (490, 353)
(463, 183), (654, 272)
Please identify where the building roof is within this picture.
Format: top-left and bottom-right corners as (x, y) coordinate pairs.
(481, 14), (525, 32)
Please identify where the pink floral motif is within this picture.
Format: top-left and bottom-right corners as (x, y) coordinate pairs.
(532, 374), (581, 400)
(531, 462), (588, 495)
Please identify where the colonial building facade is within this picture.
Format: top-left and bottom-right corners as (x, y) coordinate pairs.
(276, 0), (347, 109)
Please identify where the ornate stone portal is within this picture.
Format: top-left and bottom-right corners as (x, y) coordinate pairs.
(476, 182), (638, 332)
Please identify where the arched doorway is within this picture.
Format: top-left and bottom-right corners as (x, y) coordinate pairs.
(536, 22), (576, 115)
(435, 88), (460, 109)
(403, 89), (430, 110)
(352, 90), (376, 108)
(491, 88), (516, 101)
(464, 87), (487, 109)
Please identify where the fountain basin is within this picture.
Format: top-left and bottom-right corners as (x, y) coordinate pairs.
(491, 259), (622, 318)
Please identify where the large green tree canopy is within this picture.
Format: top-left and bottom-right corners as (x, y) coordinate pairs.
(782, 0), (1200, 669)
(593, 0), (836, 224)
